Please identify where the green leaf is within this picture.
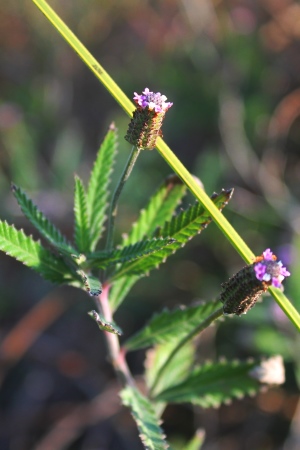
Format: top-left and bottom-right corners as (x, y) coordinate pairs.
(158, 189), (233, 242)
(111, 189), (233, 279)
(74, 175), (90, 253)
(109, 176), (187, 312)
(120, 386), (169, 450)
(77, 269), (102, 296)
(154, 359), (264, 407)
(125, 300), (220, 351)
(0, 220), (74, 284)
(123, 175), (187, 246)
(88, 310), (122, 335)
(145, 341), (194, 397)
(86, 124), (117, 250)
(11, 184), (75, 253)
(88, 238), (175, 269)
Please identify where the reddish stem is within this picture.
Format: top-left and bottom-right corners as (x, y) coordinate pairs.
(96, 283), (134, 387)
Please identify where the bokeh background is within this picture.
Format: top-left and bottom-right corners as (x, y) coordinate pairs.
(1, 0), (300, 449)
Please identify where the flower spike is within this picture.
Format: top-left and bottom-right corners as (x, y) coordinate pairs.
(220, 248), (290, 316)
(125, 88), (173, 150)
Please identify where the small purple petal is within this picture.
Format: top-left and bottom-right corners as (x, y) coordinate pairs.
(133, 88), (173, 113)
(263, 248), (274, 261)
(254, 262), (267, 281)
(254, 248), (291, 287)
(280, 266), (290, 277)
(272, 277), (281, 288)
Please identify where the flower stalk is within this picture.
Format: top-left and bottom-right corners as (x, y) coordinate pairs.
(105, 146), (141, 252)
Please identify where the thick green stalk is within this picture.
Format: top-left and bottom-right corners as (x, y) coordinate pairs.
(31, 0), (300, 332)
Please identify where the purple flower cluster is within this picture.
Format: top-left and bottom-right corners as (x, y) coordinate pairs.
(133, 88), (173, 113)
(254, 248), (290, 288)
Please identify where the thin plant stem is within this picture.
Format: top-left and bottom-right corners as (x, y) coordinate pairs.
(96, 283), (134, 387)
(31, 0), (300, 332)
(149, 306), (224, 397)
(106, 146), (141, 251)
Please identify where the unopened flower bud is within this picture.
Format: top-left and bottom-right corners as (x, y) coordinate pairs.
(220, 248), (290, 316)
(125, 88), (173, 150)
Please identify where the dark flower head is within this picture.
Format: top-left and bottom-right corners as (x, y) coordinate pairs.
(220, 248), (290, 316)
(125, 88), (173, 150)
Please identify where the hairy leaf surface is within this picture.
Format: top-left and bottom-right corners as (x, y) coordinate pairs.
(74, 175), (90, 252)
(12, 184), (75, 253)
(145, 341), (194, 397)
(120, 386), (168, 450)
(112, 189), (233, 279)
(0, 220), (74, 283)
(123, 175), (186, 246)
(86, 124), (117, 250)
(110, 176), (186, 311)
(125, 300), (220, 351)
(89, 238), (175, 268)
(154, 359), (262, 407)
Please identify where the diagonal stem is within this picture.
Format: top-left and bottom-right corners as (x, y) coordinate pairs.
(31, 0), (300, 332)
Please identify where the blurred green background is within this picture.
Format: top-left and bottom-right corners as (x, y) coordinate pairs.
(0, 1), (300, 449)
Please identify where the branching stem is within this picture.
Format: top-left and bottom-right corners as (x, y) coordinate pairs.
(32, 0), (300, 333)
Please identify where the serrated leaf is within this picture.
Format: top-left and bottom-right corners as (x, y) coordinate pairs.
(86, 124), (117, 250)
(77, 269), (102, 296)
(88, 238), (175, 268)
(0, 220), (74, 284)
(88, 310), (122, 335)
(74, 175), (90, 252)
(125, 300), (220, 351)
(111, 189), (233, 280)
(11, 184), (75, 253)
(120, 386), (169, 450)
(123, 175), (187, 246)
(154, 359), (263, 407)
(109, 177), (187, 312)
(158, 188), (233, 242)
(145, 341), (194, 397)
